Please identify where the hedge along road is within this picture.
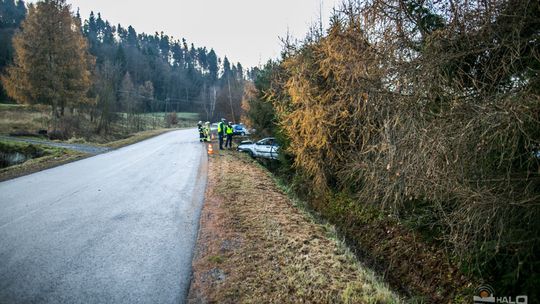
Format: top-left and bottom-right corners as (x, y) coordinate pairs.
(0, 129), (207, 304)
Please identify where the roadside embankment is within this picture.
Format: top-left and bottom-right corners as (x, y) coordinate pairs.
(188, 150), (400, 303)
(0, 140), (85, 182)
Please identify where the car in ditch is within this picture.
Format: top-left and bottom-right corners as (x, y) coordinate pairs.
(237, 137), (279, 160)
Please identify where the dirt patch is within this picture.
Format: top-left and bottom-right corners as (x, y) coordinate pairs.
(188, 150), (400, 303)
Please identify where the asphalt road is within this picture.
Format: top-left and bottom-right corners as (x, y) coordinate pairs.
(0, 129), (207, 304)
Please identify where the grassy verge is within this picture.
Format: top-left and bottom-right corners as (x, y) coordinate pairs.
(264, 167), (476, 302)
(0, 141), (85, 182)
(188, 150), (400, 303)
(227, 154), (476, 302)
(0, 104), (49, 135)
(298, 191), (474, 302)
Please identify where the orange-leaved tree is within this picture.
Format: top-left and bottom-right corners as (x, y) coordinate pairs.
(1, 0), (94, 119)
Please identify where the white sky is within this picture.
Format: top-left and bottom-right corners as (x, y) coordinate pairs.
(29, 0), (342, 68)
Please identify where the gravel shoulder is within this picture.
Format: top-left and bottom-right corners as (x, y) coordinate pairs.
(188, 149), (400, 303)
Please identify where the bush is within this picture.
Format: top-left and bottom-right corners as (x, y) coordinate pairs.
(267, 0), (540, 300)
(166, 112), (178, 127)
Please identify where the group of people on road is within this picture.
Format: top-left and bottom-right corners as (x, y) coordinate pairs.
(197, 121), (211, 142)
(197, 118), (235, 150)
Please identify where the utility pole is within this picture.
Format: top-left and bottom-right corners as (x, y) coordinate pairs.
(227, 77), (235, 123)
(211, 86), (216, 119)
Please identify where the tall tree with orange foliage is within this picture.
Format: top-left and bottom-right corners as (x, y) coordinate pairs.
(1, 0), (93, 118)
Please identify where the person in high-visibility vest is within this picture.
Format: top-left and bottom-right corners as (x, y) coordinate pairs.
(217, 118), (226, 150)
(225, 122), (234, 149)
(197, 121), (204, 142)
(204, 121), (211, 142)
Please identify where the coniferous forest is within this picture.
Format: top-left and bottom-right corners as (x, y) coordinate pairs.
(0, 0), (248, 137)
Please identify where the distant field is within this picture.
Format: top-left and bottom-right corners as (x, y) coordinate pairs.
(117, 112), (199, 120)
(0, 103), (23, 109)
(0, 104), (199, 136)
(116, 112), (199, 129)
(0, 104), (50, 135)
(140, 112), (200, 120)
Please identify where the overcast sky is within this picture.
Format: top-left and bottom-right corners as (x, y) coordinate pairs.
(29, 0), (342, 68)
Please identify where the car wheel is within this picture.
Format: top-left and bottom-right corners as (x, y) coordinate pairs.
(248, 150), (255, 158)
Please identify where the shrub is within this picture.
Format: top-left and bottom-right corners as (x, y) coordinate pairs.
(268, 0), (540, 299)
(166, 112), (178, 127)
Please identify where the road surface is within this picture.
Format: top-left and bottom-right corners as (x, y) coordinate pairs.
(0, 129), (207, 304)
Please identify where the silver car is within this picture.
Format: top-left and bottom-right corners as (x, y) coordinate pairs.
(237, 137), (279, 160)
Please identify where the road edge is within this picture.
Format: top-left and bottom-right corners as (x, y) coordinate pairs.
(183, 142), (209, 304)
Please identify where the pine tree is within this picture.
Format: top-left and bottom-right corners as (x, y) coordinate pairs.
(138, 80), (154, 112)
(236, 63), (244, 81)
(159, 32), (170, 62)
(115, 45), (127, 76)
(94, 60), (116, 134)
(0, 0), (27, 101)
(84, 11), (97, 45)
(126, 25), (137, 47)
(207, 49), (218, 83)
(1, 0), (93, 118)
(222, 56), (231, 81)
(119, 72), (135, 112)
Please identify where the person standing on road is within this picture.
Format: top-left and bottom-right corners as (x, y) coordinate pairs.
(204, 121), (211, 142)
(217, 118), (226, 150)
(225, 121), (234, 149)
(197, 121), (204, 142)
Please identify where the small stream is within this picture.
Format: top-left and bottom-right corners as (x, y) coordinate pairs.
(0, 151), (30, 168)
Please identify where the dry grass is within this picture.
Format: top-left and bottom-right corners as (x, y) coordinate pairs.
(101, 128), (174, 149)
(0, 104), (50, 135)
(189, 151), (400, 304)
(0, 104), (198, 143)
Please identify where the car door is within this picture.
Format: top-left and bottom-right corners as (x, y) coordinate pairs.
(269, 142), (279, 160)
(254, 139), (273, 158)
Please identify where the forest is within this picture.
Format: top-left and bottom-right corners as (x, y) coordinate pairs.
(0, 0), (248, 139)
(244, 0), (539, 302)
